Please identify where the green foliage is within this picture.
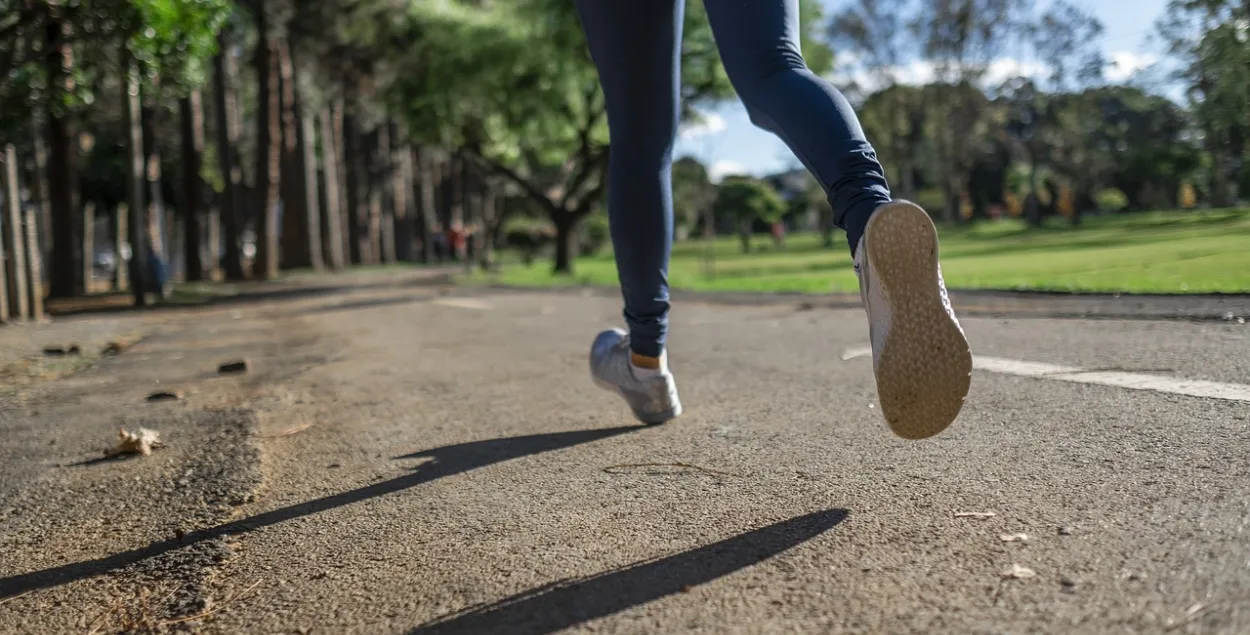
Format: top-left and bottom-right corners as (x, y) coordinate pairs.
(1158, 0), (1250, 203)
(715, 176), (787, 225)
(385, 0), (834, 214)
(128, 0), (232, 95)
(1095, 188), (1128, 212)
(672, 156), (715, 232)
(580, 212), (611, 256)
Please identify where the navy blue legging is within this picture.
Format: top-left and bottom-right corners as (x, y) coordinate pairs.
(575, 0), (892, 358)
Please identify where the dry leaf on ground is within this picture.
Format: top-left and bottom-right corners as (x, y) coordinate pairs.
(1000, 533), (1029, 543)
(105, 428), (166, 457)
(1002, 564), (1036, 579)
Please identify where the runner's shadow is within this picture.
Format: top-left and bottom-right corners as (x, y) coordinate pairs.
(408, 508), (849, 635)
(0, 425), (641, 599)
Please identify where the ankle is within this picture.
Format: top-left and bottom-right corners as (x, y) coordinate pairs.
(629, 351), (668, 379)
(630, 352), (662, 370)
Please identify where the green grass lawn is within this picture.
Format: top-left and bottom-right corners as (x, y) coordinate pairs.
(476, 209), (1250, 295)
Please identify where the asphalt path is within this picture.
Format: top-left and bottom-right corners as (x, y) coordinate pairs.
(2, 277), (1248, 634)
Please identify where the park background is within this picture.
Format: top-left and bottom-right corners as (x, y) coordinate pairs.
(1, 0), (1249, 322)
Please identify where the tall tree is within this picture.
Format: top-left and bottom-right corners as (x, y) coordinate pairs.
(278, 36), (315, 270)
(212, 30), (246, 280)
(911, 0), (1033, 222)
(122, 57), (148, 305)
(714, 176), (787, 253)
(180, 89), (207, 280)
(44, 15), (82, 297)
(251, 10), (282, 279)
(318, 106), (346, 268)
(671, 156), (715, 237)
(343, 108), (367, 264)
(141, 89), (170, 296)
(1158, 0), (1250, 207)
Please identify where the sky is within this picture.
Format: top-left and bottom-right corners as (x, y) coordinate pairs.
(673, 0), (1172, 181)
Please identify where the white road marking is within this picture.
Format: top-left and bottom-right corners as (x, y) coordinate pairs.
(840, 345), (873, 361)
(432, 297), (492, 310)
(841, 345), (1250, 403)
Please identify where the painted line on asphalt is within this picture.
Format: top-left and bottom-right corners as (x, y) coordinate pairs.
(841, 345), (1250, 403)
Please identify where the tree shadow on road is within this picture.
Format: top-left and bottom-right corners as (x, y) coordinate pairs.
(0, 425), (641, 599)
(408, 508), (849, 635)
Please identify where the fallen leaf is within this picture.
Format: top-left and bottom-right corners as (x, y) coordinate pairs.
(1001, 564), (1036, 579)
(999, 533), (1029, 543)
(955, 511), (997, 519)
(105, 427), (166, 457)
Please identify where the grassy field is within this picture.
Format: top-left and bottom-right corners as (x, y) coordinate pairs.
(476, 209), (1250, 295)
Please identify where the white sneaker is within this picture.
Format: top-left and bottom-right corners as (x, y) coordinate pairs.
(589, 328), (682, 425)
(854, 201), (972, 439)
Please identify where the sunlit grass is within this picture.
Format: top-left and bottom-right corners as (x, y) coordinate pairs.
(474, 209), (1250, 294)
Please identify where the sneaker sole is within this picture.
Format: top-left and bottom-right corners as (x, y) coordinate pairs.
(592, 376), (683, 425)
(864, 201), (973, 440)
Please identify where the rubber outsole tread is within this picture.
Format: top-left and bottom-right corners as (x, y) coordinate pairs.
(864, 202), (973, 440)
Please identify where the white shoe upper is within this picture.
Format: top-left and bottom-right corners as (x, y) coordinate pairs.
(589, 329), (682, 425)
(853, 236), (891, 372)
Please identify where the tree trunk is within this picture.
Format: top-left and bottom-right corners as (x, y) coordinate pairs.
(180, 90), (206, 281)
(23, 205), (45, 319)
(81, 202), (94, 293)
(1025, 158), (1042, 227)
(115, 204), (128, 291)
(45, 18), (82, 298)
(450, 156), (465, 261)
(300, 109), (324, 270)
(142, 97), (170, 298)
(415, 147), (436, 264)
(1210, 136), (1230, 209)
(819, 207), (835, 248)
(377, 123), (396, 264)
(363, 127), (383, 264)
(552, 212), (577, 274)
(738, 220), (751, 254)
(318, 107), (345, 269)
(122, 59), (148, 305)
(393, 139), (415, 262)
(331, 99), (351, 263)
(31, 122), (52, 262)
(278, 37), (312, 270)
(3, 144), (29, 319)
(253, 28), (281, 279)
(899, 156), (916, 201)
(213, 32), (245, 281)
(206, 204), (220, 279)
(943, 177), (960, 225)
(478, 186), (497, 270)
(343, 110), (365, 264)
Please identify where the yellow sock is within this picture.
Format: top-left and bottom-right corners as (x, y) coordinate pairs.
(630, 352), (661, 370)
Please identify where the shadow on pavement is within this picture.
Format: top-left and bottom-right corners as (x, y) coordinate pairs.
(0, 425), (641, 599)
(409, 509), (849, 635)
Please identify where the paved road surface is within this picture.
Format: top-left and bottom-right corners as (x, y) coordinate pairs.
(2, 274), (1248, 634)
